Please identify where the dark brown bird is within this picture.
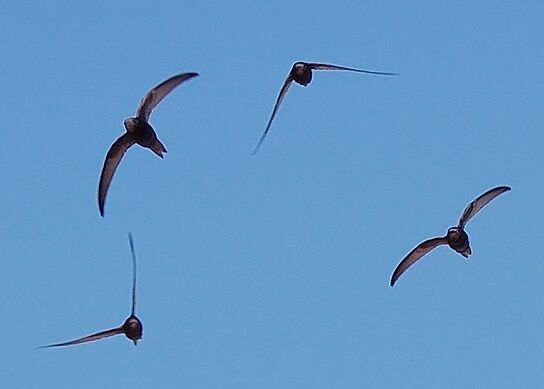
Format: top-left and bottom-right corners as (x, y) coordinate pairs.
(98, 72), (199, 216)
(39, 233), (143, 348)
(390, 186), (511, 287)
(252, 61), (396, 154)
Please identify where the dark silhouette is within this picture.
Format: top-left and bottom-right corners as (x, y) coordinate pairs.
(39, 233), (143, 347)
(252, 61), (396, 154)
(98, 72), (199, 216)
(390, 186), (511, 286)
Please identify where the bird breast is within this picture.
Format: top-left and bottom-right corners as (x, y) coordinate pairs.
(447, 228), (470, 253)
(123, 316), (143, 340)
(292, 63), (312, 86)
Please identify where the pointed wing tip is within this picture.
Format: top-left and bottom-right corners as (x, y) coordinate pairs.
(251, 136), (266, 155)
(498, 185), (512, 196)
(352, 69), (397, 76)
(35, 343), (63, 349)
(98, 184), (105, 217)
(365, 71), (398, 76)
(390, 273), (399, 287)
(183, 72), (199, 81)
(493, 185), (511, 194)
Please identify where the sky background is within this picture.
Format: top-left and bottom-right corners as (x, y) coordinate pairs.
(1, 1), (543, 388)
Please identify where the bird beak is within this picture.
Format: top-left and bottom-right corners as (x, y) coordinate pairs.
(133, 340), (138, 346)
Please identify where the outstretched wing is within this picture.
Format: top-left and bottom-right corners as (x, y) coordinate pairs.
(128, 233), (137, 316)
(308, 63), (397, 76)
(38, 327), (124, 348)
(390, 237), (448, 286)
(252, 74), (294, 155)
(98, 133), (136, 217)
(458, 186), (511, 229)
(136, 72), (199, 120)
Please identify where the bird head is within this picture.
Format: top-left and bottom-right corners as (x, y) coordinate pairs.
(123, 117), (139, 133)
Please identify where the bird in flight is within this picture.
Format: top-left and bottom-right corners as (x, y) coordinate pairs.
(39, 233), (143, 348)
(390, 186), (511, 287)
(98, 72), (199, 216)
(252, 61), (396, 154)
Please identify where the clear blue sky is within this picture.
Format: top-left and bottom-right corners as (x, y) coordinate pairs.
(2, 1), (543, 388)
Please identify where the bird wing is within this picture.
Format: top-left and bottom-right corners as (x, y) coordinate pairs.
(458, 186), (511, 229)
(307, 63), (396, 76)
(136, 72), (199, 120)
(252, 74), (294, 155)
(128, 233), (137, 316)
(38, 327), (124, 348)
(390, 237), (448, 286)
(98, 133), (136, 217)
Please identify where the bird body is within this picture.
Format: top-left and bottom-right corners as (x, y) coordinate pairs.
(292, 62), (312, 85)
(121, 315), (143, 346)
(123, 117), (166, 157)
(446, 227), (471, 257)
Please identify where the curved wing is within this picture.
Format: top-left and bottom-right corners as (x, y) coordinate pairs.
(252, 74), (294, 155)
(390, 237), (448, 286)
(458, 186), (511, 229)
(136, 72), (199, 120)
(308, 63), (397, 76)
(38, 327), (124, 348)
(98, 133), (136, 217)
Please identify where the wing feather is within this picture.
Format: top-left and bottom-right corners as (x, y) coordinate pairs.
(38, 327), (124, 348)
(128, 233), (137, 316)
(98, 133), (135, 216)
(458, 186), (511, 228)
(390, 237), (448, 286)
(252, 74), (294, 155)
(307, 63), (396, 76)
(136, 72), (199, 120)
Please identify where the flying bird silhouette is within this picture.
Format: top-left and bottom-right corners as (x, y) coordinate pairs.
(390, 186), (511, 287)
(98, 72), (199, 216)
(39, 233), (143, 348)
(252, 61), (396, 154)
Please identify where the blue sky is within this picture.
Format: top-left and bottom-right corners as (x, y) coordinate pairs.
(2, 1), (543, 388)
